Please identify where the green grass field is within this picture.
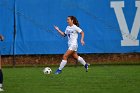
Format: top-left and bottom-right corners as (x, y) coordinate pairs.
(2, 65), (140, 93)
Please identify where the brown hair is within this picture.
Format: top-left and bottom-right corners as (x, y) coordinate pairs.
(68, 16), (80, 27)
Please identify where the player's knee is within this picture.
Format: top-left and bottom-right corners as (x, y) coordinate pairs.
(63, 54), (68, 60)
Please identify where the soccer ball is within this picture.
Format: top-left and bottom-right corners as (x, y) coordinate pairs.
(43, 67), (52, 74)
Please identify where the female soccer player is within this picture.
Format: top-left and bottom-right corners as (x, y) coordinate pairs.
(0, 34), (4, 91)
(54, 16), (88, 74)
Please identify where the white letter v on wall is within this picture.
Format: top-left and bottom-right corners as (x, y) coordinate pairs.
(111, 1), (140, 46)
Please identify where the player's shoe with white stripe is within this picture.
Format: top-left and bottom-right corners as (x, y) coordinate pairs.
(84, 63), (89, 72)
(55, 69), (62, 74)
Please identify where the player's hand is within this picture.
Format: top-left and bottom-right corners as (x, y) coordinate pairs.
(0, 35), (4, 41)
(54, 25), (60, 31)
(81, 40), (85, 46)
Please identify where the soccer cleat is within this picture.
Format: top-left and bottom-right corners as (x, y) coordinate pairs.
(84, 63), (89, 72)
(0, 88), (4, 92)
(55, 69), (62, 74)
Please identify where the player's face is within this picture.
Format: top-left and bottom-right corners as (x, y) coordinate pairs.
(67, 17), (73, 26)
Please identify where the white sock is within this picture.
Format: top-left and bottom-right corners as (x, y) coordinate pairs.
(58, 60), (67, 70)
(78, 56), (86, 66)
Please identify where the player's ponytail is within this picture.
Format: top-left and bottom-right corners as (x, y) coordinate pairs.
(68, 16), (80, 27)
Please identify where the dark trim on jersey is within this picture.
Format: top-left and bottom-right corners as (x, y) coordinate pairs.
(64, 33), (67, 37)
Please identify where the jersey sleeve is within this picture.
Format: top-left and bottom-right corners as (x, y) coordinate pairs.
(75, 26), (82, 33)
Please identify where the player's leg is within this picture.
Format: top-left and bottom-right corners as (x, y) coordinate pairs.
(59, 50), (74, 70)
(0, 56), (4, 91)
(72, 52), (89, 72)
(72, 52), (86, 65)
(55, 50), (74, 74)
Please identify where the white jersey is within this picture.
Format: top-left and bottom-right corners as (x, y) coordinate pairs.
(65, 25), (82, 46)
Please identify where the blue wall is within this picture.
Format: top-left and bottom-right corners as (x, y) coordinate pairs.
(0, 0), (14, 55)
(0, 0), (140, 55)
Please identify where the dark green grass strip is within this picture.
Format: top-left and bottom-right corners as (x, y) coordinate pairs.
(2, 65), (140, 93)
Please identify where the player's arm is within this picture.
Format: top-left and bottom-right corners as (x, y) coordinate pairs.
(54, 26), (66, 37)
(0, 34), (4, 41)
(75, 26), (85, 46)
(80, 31), (85, 46)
